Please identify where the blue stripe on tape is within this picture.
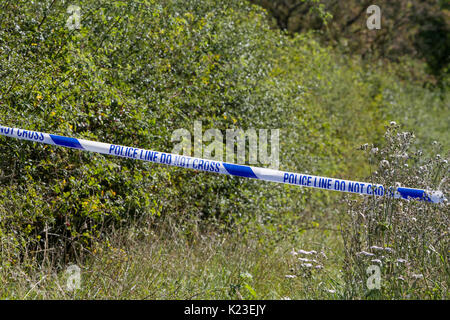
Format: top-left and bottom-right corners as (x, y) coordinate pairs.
(50, 135), (84, 150)
(397, 187), (430, 201)
(0, 124), (444, 203)
(222, 163), (258, 179)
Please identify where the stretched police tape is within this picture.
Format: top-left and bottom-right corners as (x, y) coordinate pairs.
(0, 124), (445, 203)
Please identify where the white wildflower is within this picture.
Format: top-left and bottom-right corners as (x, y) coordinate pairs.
(240, 272), (253, 281)
(314, 265), (324, 270)
(300, 263), (313, 268)
(380, 160), (390, 168)
(297, 249), (317, 255)
(370, 246), (394, 253)
(371, 259), (382, 265)
(357, 251), (375, 257)
(319, 251), (328, 259)
(298, 258), (317, 263)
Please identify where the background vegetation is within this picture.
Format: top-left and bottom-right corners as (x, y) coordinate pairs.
(251, 0), (450, 84)
(0, 0), (448, 299)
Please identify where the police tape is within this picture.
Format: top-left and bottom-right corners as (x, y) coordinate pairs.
(0, 124), (445, 203)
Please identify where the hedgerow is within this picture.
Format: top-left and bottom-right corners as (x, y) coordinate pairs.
(0, 0), (447, 267)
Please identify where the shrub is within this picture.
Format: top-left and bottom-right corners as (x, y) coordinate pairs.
(340, 123), (449, 299)
(0, 0), (447, 273)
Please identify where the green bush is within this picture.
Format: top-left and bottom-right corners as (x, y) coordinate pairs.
(0, 0), (447, 268)
(341, 123), (449, 299)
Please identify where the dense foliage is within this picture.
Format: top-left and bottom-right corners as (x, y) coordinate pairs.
(0, 0), (448, 297)
(251, 0), (450, 84)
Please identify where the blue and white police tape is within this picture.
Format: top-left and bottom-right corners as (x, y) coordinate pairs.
(0, 124), (445, 203)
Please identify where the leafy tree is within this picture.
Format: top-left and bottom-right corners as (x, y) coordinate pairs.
(251, 0), (450, 82)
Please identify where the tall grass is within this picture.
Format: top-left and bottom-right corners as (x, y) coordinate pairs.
(340, 122), (449, 299)
(1, 125), (448, 300)
(1, 215), (344, 300)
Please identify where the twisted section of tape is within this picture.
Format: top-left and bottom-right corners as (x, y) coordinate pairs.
(0, 124), (445, 203)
